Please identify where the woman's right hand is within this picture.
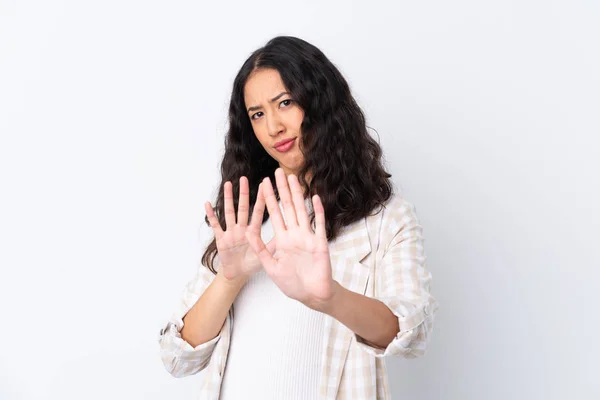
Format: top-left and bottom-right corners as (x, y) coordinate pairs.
(205, 176), (275, 282)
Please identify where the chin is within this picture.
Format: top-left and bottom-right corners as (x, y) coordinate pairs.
(286, 162), (304, 175)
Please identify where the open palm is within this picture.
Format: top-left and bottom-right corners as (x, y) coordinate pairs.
(246, 169), (334, 309)
(205, 177), (274, 281)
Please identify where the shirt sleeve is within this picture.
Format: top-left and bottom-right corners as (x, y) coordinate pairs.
(356, 198), (439, 358)
(158, 257), (227, 377)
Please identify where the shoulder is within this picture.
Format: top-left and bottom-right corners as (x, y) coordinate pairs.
(369, 194), (420, 225)
(366, 194), (423, 247)
(332, 195), (421, 244)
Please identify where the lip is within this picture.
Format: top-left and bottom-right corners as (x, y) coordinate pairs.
(273, 138), (296, 152)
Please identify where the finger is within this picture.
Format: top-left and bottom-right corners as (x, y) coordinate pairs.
(312, 194), (327, 240)
(246, 231), (277, 272)
(238, 176), (250, 227)
(204, 201), (224, 239)
(262, 176), (287, 233)
(288, 174), (310, 230)
(249, 183), (266, 233)
(275, 168), (298, 227)
(223, 181), (236, 229)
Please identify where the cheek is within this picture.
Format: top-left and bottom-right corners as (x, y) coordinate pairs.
(290, 109), (305, 130)
(253, 126), (270, 148)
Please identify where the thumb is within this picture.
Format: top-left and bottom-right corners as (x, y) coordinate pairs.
(246, 231), (277, 272)
(265, 237), (276, 254)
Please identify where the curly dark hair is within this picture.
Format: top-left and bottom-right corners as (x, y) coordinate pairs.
(201, 36), (393, 273)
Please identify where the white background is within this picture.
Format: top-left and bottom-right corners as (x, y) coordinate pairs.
(1, 0), (598, 399)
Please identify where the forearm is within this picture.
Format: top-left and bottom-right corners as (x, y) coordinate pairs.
(181, 271), (247, 347)
(319, 281), (400, 349)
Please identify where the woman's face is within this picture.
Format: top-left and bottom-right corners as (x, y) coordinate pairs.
(244, 68), (305, 176)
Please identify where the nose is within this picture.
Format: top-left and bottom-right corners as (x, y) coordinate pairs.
(266, 112), (284, 137)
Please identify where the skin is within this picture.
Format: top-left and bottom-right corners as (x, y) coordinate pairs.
(244, 68), (305, 177)
(187, 68), (400, 350)
(246, 169), (400, 349)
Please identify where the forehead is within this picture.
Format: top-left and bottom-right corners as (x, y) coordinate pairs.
(244, 68), (287, 104)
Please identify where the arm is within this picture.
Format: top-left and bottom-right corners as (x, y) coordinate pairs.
(245, 172), (437, 358)
(318, 281), (399, 349)
(322, 199), (438, 358)
(158, 260), (246, 377)
(159, 177), (273, 377)
(181, 271), (246, 347)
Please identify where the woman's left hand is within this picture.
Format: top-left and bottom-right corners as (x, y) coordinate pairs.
(245, 168), (335, 311)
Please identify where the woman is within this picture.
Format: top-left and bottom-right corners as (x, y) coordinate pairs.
(158, 36), (438, 399)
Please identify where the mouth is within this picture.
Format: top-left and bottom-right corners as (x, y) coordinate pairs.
(273, 138), (296, 153)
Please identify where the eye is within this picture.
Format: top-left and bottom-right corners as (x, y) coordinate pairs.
(251, 111), (263, 120)
(280, 99), (293, 108)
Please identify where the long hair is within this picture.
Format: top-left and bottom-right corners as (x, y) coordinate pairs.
(201, 36), (393, 273)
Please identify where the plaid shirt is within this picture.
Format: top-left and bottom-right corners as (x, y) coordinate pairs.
(158, 195), (438, 399)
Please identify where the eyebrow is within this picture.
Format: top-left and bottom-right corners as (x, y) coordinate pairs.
(247, 92), (290, 113)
